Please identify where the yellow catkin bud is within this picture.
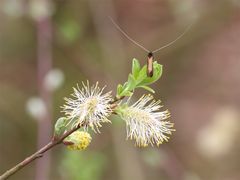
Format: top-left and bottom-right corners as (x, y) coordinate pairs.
(66, 131), (92, 150)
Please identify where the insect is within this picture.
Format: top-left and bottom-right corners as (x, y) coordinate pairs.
(109, 17), (192, 77)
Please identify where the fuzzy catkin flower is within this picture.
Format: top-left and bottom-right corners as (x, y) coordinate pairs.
(64, 131), (92, 150)
(62, 81), (113, 132)
(118, 94), (175, 147)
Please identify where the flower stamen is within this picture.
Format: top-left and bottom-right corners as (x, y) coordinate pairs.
(62, 81), (113, 132)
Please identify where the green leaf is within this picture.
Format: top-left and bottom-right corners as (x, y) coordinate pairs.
(139, 86), (155, 93)
(115, 59), (163, 99)
(126, 74), (136, 90)
(136, 65), (147, 84)
(122, 82), (128, 90)
(114, 104), (129, 116)
(119, 89), (133, 97)
(138, 62), (162, 86)
(123, 91), (133, 97)
(132, 58), (141, 78)
(54, 117), (68, 138)
(117, 84), (123, 96)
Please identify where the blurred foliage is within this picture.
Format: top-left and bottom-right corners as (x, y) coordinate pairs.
(60, 151), (106, 180)
(57, 19), (82, 45)
(1, 0), (240, 179)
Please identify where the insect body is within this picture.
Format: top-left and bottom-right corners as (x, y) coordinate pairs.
(109, 17), (192, 77)
(147, 52), (153, 77)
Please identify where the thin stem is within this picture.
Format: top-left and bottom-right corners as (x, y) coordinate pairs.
(111, 95), (125, 104)
(0, 96), (123, 180)
(0, 142), (54, 180)
(0, 125), (80, 180)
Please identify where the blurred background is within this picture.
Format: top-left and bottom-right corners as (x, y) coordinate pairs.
(0, 0), (240, 180)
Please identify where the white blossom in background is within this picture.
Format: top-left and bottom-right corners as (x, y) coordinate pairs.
(119, 95), (175, 147)
(169, 0), (201, 23)
(44, 69), (65, 92)
(1, 0), (24, 17)
(26, 97), (47, 120)
(62, 81), (113, 132)
(196, 107), (239, 159)
(28, 0), (55, 21)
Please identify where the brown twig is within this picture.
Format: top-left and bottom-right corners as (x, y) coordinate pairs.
(0, 96), (124, 180)
(0, 125), (80, 180)
(111, 96), (125, 104)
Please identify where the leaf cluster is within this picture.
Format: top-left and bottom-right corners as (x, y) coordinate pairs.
(116, 58), (162, 98)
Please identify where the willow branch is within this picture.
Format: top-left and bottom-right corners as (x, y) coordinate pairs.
(0, 125), (81, 180)
(0, 96), (124, 180)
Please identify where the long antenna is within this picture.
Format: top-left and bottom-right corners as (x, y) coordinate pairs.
(109, 16), (193, 54)
(152, 23), (193, 53)
(109, 17), (150, 53)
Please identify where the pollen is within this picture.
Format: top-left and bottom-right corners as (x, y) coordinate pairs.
(62, 81), (113, 132)
(118, 94), (175, 147)
(66, 131), (92, 150)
